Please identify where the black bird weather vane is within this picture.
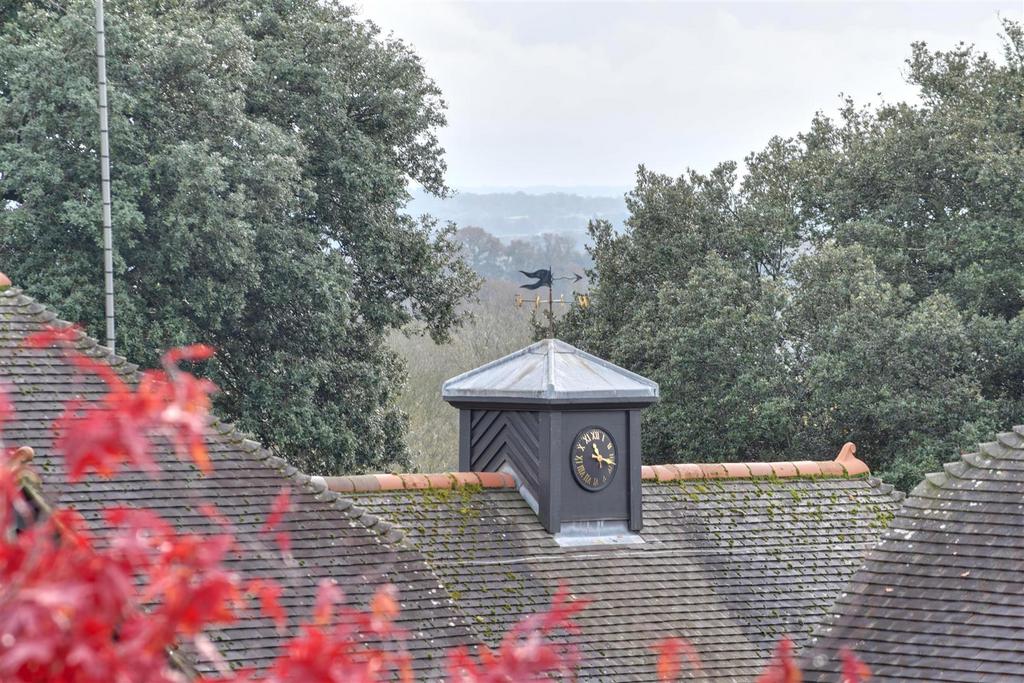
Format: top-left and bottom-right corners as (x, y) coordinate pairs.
(515, 267), (588, 337)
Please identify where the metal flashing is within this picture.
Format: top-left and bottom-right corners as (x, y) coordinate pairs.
(441, 338), (659, 405)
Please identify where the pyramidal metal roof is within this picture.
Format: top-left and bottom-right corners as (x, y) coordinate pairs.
(442, 338), (659, 405)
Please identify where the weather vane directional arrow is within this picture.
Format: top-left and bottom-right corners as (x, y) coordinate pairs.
(514, 267), (588, 337)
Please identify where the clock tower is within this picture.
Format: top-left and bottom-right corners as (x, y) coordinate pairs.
(442, 339), (658, 538)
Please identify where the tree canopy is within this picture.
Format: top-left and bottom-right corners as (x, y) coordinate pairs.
(560, 22), (1024, 490)
(0, 0), (478, 474)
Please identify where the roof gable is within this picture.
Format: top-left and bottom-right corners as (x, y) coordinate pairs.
(802, 429), (1024, 681)
(0, 288), (474, 676)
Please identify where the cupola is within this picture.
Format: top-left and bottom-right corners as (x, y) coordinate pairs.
(442, 339), (658, 538)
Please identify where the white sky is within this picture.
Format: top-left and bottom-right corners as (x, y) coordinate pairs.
(355, 1), (1022, 190)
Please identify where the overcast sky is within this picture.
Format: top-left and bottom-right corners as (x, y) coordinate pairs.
(355, 1), (1021, 192)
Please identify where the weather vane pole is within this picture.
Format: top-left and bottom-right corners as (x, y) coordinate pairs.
(518, 267), (584, 338)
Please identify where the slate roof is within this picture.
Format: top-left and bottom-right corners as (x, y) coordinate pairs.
(802, 429), (1024, 682)
(2, 283), (909, 681)
(0, 288), (475, 676)
(339, 464), (903, 681)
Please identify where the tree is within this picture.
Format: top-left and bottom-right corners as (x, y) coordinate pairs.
(799, 22), (1024, 320)
(562, 22), (1024, 488)
(559, 153), (802, 466)
(785, 245), (999, 491)
(0, 0), (478, 474)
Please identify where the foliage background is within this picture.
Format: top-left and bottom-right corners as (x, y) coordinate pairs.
(557, 23), (1024, 490)
(2, 0), (1021, 492)
(0, 0), (478, 474)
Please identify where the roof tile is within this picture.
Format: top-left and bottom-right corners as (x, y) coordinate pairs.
(699, 463), (730, 478)
(399, 473), (431, 490)
(350, 465), (903, 680)
(793, 461), (822, 476)
(374, 474), (405, 491)
(746, 462), (775, 477)
(451, 472), (481, 487)
(476, 471), (515, 488)
(770, 462), (799, 477)
(426, 473), (455, 489)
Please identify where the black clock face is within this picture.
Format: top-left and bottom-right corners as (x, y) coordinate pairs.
(570, 426), (618, 491)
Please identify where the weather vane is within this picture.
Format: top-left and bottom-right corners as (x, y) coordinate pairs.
(514, 267), (589, 337)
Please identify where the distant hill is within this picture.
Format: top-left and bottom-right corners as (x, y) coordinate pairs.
(453, 226), (590, 295)
(407, 188), (628, 246)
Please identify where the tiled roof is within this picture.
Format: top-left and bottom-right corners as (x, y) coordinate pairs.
(343, 468), (904, 680)
(802, 429), (1024, 682)
(0, 288), (475, 676)
(1, 283), (908, 681)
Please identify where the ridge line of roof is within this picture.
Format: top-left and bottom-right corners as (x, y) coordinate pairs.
(644, 442), (870, 482)
(316, 442), (875, 495)
(315, 471), (518, 493)
(1, 286), (405, 544)
(908, 428), (1024, 500)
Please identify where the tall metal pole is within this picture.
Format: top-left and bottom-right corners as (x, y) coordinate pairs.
(95, 0), (116, 352)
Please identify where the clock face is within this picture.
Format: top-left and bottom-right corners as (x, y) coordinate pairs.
(570, 426), (618, 492)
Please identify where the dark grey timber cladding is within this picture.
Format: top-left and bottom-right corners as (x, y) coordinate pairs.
(802, 430), (1024, 682)
(467, 409), (541, 492)
(628, 409), (643, 531)
(444, 340), (659, 534)
(558, 410), (628, 524)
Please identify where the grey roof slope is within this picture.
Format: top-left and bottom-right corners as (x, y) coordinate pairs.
(0, 288), (475, 676)
(802, 429), (1024, 682)
(442, 338), (659, 404)
(350, 474), (903, 681)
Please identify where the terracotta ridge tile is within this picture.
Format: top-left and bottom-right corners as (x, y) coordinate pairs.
(640, 442), (871, 481)
(321, 470), (517, 494)
(834, 441), (869, 475)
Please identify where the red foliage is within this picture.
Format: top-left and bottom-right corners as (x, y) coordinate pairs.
(840, 647), (871, 683)
(26, 328), (216, 480)
(757, 638), (803, 683)
(446, 585), (587, 682)
(262, 488), (292, 556)
(0, 460), (240, 682)
(0, 330), (869, 682)
(654, 637), (702, 681)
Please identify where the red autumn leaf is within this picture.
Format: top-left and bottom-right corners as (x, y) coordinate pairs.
(29, 330), (218, 479)
(262, 487), (292, 555)
(248, 580), (286, 631)
(370, 584), (400, 627)
(313, 579), (343, 627)
(654, 636), (702, 681)
(0, 384), (13, 428)
(840, 646), (870, 682)
(445, 583), (587, 682)
(161, 344), (215, 367)
(24, 325), (81, 348)
(757, 637), (802, 683)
